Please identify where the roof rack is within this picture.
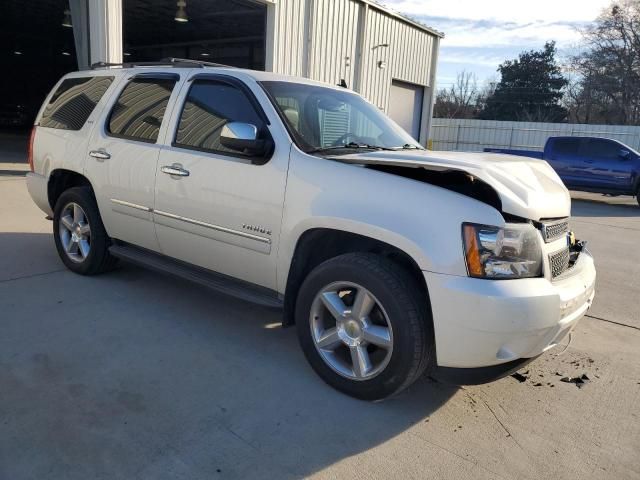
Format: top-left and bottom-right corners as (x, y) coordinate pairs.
(90, 57), (234, 70)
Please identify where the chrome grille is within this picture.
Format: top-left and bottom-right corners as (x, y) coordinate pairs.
(549, 248), (570, 279)
(542, 218), (569, 243)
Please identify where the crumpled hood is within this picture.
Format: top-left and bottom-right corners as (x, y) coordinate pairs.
(334, 149), (571, 221)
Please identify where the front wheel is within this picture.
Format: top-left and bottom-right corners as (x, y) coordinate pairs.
(295, 253), (434, 401)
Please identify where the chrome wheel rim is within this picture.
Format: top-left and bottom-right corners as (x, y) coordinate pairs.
(310, 282), (393, 381)
(58, 202), (91, 263)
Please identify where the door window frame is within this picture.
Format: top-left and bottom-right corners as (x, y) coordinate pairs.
(104, 72), (181, 145)
(170, 73), (273, 163)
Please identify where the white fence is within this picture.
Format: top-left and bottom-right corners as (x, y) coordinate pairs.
(430, 118), (640, 152)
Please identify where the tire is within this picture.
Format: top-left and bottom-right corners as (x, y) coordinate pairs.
(636, 186), (640, 207)
(295, 252), (434, 401)
(53, 187), (118, 275)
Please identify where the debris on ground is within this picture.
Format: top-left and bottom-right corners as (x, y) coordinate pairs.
(511, 370), (529, 383)
(560, 374), (590, 388)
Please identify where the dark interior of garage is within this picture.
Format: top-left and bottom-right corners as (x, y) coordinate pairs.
(1, 0), (78, 133)
(123, 0), (266, 69)
(0, 0), (266, 137)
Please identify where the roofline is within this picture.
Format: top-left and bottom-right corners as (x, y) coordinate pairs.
(358, 0), (444, 38)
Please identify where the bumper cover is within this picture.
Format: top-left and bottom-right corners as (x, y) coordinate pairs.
(425, 249), (596, 369)
(431, 355), (540, 385)
(26, 172), (52, 217)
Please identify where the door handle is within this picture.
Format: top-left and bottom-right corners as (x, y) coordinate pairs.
(161, 165), (190, 177)
(89, 150), (111, 160)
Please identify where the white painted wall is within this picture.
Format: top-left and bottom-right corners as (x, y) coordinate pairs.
(431, 118), (640, 152)
(70, 0), (122, 67)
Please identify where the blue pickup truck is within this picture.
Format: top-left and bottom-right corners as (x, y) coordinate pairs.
(486, 137), (640, 207)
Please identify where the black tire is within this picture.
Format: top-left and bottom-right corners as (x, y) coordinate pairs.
(295, 252), (434, 401)
(636, 186), (640, 207)
(53, 187), (118, 275)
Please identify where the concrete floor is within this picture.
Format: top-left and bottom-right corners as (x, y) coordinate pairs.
(1, 163), (639, 480)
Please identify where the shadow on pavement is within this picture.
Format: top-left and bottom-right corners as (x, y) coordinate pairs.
(0, 232), (456, 479)
(0, 132), (28, 163)
(571, 197), (639, 218)
(0, 169), (27, 177)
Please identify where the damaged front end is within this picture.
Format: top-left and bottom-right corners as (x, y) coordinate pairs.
(367, 164), (503, 213)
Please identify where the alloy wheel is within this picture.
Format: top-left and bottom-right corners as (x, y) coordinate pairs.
(58, 202), (91, 263)
(309, 282), (393, 381)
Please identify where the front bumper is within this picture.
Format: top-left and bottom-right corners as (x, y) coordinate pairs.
(425, 249), (596, 371)
(26, 172), (52, 217)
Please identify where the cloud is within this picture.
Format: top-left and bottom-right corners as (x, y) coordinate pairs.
(381, 0), (610, 24)
(379, 0), (612, 83)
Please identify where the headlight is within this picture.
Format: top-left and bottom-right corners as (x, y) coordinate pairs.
(462, 223), (542, 279)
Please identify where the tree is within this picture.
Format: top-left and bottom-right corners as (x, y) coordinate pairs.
(568, 0), (640, 125)
(479, 42), (568, 122)
(434, 71), (479, 119)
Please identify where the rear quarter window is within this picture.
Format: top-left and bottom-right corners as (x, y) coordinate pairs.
(550, 138), (580, 157)
(40, 76), (114, 130)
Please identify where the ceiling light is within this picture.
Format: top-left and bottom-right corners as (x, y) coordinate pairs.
(62, 9), (72, 28)
(175, 1), (188, 22)
(200, 52), (210, 57)
(13, 51), (22, 55)
(62, 51), (71, 56)
(124, 52), (132, 56)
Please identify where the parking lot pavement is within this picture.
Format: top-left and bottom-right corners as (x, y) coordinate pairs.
(1, 172), (639, 480)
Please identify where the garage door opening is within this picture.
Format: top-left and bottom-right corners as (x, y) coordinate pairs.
(1, 0), (78, 141)
(388, 80), (424, 141)
(123, 0), (267, 69)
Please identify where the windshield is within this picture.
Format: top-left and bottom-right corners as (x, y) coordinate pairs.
(260, 81), (422, 154)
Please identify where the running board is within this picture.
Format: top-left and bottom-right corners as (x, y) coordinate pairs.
(108, 243), (283, 309)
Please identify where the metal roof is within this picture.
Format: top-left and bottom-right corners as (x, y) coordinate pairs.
(359, 0), (445, 38)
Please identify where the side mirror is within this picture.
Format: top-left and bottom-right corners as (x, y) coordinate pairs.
(619, 149), (631, 160)
(220, 122), (271, 158)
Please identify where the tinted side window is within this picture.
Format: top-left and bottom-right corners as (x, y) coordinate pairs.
(108, 78), (177, 143)
(175, 80), (266, 156)
(552, 138), (580, 156)
(584, 139), (620, 159)
(40, 76), (114, 130)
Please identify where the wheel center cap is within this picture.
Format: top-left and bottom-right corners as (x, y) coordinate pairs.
(339, 319), (362, 343)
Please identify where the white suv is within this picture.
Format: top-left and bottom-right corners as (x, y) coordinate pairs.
(26, 59), (596, 400)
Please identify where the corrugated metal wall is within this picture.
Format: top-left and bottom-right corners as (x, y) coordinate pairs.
(269, 0), (437, 113)
(358, 7), (434, 111)
(270, 0), (307, 77)
(431, 118), (640, 152)
(307, 0), (360, 88)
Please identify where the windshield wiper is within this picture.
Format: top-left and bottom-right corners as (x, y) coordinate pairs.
(392, 144), (424, 151)
(307, 142), (397, 154)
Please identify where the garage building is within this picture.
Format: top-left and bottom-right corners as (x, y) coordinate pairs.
(2, 0), (442, 144)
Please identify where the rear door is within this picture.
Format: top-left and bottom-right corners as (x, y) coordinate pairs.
(85, 73), (182, 252)
(153, 74), (289, 290)
(580, 138), (636, 192)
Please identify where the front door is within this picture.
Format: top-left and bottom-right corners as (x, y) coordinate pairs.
(580, 138), (636, 191)
(153, 75), (288, 290)
(86, 74), (181, 252)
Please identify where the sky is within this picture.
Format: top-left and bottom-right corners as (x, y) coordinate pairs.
(382, 0), (613, 88)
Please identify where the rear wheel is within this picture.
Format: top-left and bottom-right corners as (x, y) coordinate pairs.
(53, 187), (118, 275)
(296, 253), (434, 401)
